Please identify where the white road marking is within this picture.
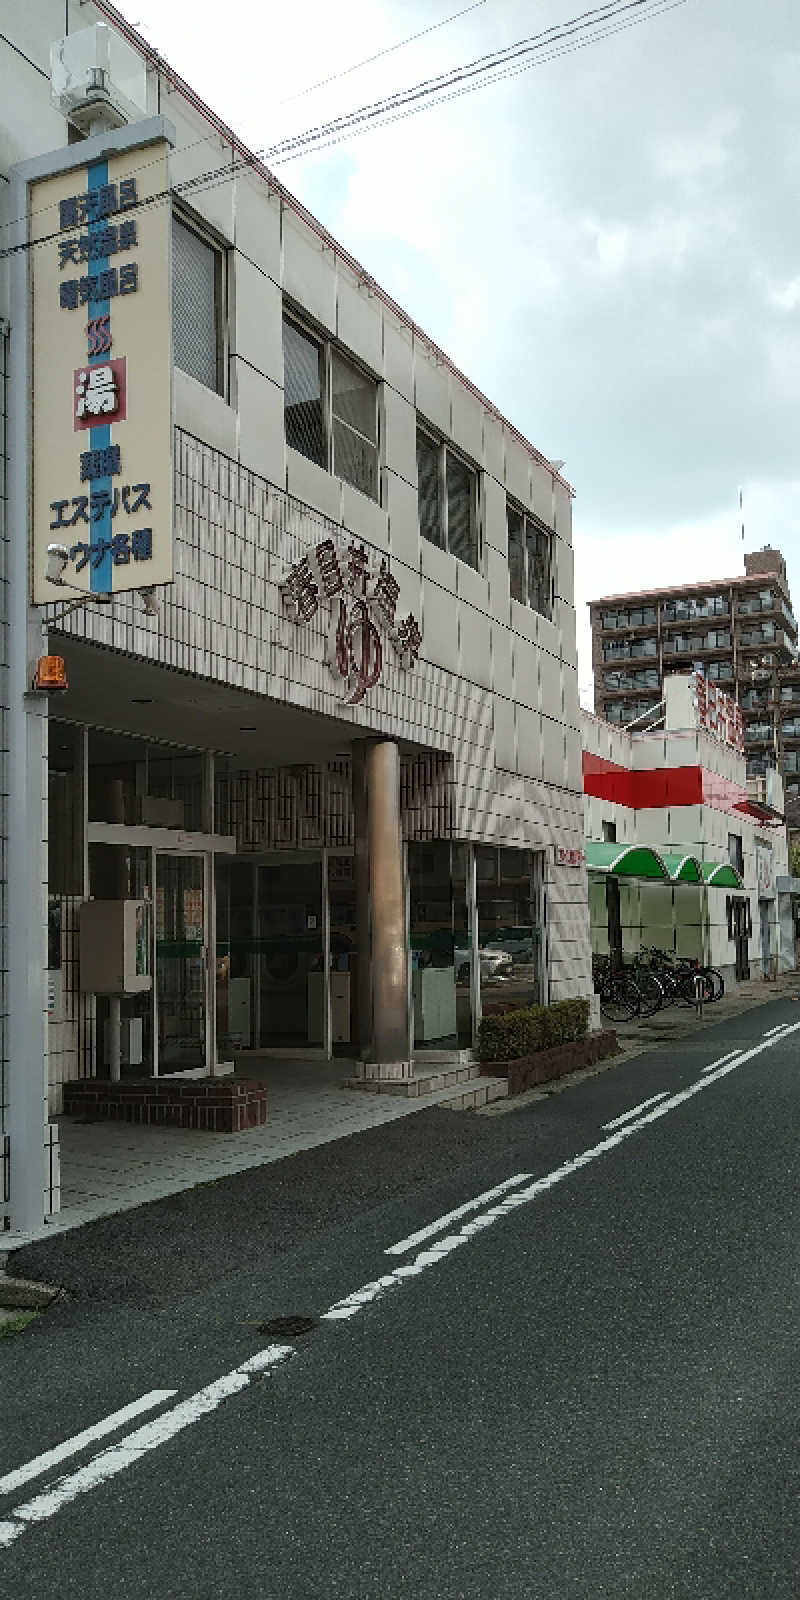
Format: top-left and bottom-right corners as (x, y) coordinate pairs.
(764, 1023), (789, 1036)
(0, 1390), (177, 1498)
(384, 1173), (532, 1255)
(3, 1020), (797, 1554)
(602, 1093), (668, 1131)
(322, 1022), (800, 1324)
(701, 1049), (744, 1074)
(0, 1346), (293, 1550)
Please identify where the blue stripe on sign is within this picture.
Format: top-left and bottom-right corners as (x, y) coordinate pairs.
(87, 159), (112, 595)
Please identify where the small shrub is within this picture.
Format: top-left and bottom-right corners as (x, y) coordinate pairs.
(478, 996), (589, 1063)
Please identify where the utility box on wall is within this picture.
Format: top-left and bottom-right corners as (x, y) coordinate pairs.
(79, 900), (152, 994)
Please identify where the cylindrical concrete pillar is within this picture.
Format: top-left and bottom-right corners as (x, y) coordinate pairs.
(352, 738), (410, 1078)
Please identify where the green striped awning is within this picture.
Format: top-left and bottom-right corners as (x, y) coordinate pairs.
(658, 851), (704, 883)
(585, 842), (744, 888)
(584, 842), (670, 880)
(700, 860), (744, 889)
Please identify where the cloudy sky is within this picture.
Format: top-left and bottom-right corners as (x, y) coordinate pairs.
(120, 0), (799, 698)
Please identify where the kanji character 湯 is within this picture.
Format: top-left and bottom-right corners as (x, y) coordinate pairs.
(75, 365), (119, 421)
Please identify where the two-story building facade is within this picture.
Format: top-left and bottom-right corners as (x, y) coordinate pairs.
(1, 2), (593, 1232)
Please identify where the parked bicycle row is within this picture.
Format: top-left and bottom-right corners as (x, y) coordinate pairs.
(592, 946), (724, 1023)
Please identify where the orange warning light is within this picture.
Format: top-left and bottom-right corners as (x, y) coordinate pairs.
(33, 655), (68, 691)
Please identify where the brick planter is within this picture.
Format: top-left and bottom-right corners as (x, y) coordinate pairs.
(63, 1077), (268, 1133)
(481, 1030), (618, 1096)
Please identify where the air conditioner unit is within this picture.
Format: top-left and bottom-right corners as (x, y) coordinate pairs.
(50, 24), (148, 135)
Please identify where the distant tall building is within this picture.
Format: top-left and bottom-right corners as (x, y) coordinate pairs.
(589, 547), (800, 808)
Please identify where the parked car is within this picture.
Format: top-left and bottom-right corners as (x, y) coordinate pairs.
(454, 947), (514, 983)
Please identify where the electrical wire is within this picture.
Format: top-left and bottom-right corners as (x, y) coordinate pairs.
(0, 0), (694, 256)
(279, 0), (490, 104)
(270, 0), (690, 166)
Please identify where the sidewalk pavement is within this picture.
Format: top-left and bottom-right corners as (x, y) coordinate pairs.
(4, 971), (796, 1252)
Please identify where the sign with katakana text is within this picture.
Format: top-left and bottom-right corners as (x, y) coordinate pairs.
(29, 137), (173, 601)
(693, 671), (744, 754)
(280, 538), (422, 705)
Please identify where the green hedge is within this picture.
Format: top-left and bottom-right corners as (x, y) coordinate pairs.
(478, 997), (590, 1063)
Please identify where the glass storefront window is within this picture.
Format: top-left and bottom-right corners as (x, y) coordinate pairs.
(475, 846), (540, 1019)
(328, 854), (358, 1055)
(256, 858), (324, 1048)
(88, 728), (205, 829)
(88, 842), (154, 1075)
(49, 722), (83, 895)
(408, 842), (472, 1049)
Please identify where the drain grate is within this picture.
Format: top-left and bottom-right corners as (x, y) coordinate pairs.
(256, 1315), (318, 1338)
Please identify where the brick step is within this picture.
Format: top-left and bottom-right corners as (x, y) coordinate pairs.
(427, 1075), (509, 1111)
(344, 1063), (482, 1097)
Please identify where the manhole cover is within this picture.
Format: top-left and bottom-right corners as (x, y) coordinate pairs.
(256, 1315), (318, 1338)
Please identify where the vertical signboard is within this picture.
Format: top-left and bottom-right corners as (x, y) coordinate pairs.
(30, 139), (172, 602)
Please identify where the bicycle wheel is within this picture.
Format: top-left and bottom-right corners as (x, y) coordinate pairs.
(631, 970), (665, 1017)
(701, 967), (724, 1001)
(676, 970), (714, 1007)
(599, 977), (641, 1024)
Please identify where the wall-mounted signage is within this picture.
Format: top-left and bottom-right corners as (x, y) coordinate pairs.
(29, 140), (173, 602)
(693, 672), (744, 753)
(555, 845), (585, 868)
(280, 537), (422, 705)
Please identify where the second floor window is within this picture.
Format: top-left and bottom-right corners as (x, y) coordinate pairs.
(416, 427), (478, 569)
(507, 503), (552, 618)
(172, 212), (225, 394)
(283, 314), (379, 501)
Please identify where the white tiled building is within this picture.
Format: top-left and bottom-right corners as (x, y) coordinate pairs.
(582, 676), (791, 986)
(1, 0), (593, 1231)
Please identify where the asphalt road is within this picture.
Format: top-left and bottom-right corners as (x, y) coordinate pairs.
(1, 997), (799, 1598)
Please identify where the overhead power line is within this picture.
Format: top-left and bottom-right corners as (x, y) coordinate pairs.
(0, 0), (693, 255)
(268, 0), (690, 167)
(280, 0), (490, 105)
(264, 0), (684, 162)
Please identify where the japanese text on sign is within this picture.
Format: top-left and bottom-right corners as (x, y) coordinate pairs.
(280, 538), (422, 705)
(693, 672), (744, 753)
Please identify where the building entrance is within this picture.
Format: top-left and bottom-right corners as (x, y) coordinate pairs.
(156, 853), (208, 1071)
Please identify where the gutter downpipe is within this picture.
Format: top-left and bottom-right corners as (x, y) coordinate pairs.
(5, 169), (49, 1234)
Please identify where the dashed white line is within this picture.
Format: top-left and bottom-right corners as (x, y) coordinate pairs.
(0, 1391), (177, 1498)
(3, 1018), (797, 1554)
(384, 1173), (532, 1255)
(763, 1023), (789, 1036)
(0, 1346), (293, 1550)
(323, 1021), (800, 1324)
(602, 1093), (668, 1131)
(701, 1049), (744, 1074)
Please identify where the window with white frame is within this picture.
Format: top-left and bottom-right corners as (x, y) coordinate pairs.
(282, 312), (379, 501)
(172, 212), (226, 394)
(416, 426), (479, 570)
(506, 501), (553, 618)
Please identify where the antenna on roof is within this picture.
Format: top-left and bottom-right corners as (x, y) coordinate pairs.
(739, 486), (744, 545)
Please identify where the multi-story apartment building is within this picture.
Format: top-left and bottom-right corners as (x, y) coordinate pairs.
(590, 547), (800, 805)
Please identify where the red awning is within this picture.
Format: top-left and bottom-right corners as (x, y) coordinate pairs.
(733, 799), (784, 826)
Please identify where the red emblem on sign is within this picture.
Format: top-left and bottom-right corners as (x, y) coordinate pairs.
(73, 357), (127, 432)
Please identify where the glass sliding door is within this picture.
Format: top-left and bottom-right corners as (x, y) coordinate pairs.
(475, 846), (541, 1020)
(156, 853), (207, 1071)
(408, 842), (473, 1048)
(255, 856), (324, 1049)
